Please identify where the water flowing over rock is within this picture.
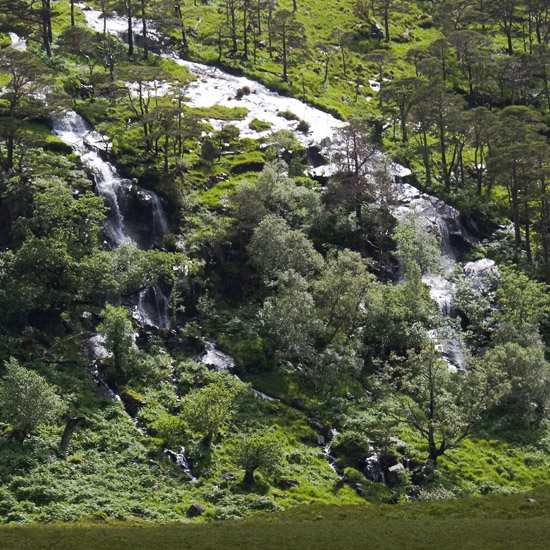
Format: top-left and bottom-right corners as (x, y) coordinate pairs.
(52, 112), (171, 328)
(80, 334), (120, 400)
(463, 258), (499, 293)
(164, 446), (196, 481)
(197, 341), (236, 370)
(392, 183), (479, 370)
(9, 33), (27, 51)
(81, 7), (345, 153)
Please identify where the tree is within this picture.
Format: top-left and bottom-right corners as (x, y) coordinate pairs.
(393, 210), (442, 275)
(258, 270), (320, 363)
(486, 0), (517, 55)
(97, 34), (126, 84)
(231, 160), (321, 234)
(235, 430), (282, 483)
(483, 341), (550, 424)
(464, 107), (497, 196)
(434, 0), (479, 32)
(0, 358), (65, 439)
(248, 214), (323, 282)
(373, 0), (398, 42)
(0, 49), (54, 171)
(180, 373), (243, 444)
(378, 342), (507, 464)
(97, 304), (135, 374)
(380, 76), (422, 143)
(57, 27), (101, 87)
(314, 249), (376, 345)
(332, 118), (378, 229)
(153, 0), (197, 53)
(495, 266), (550, 328)
(272, 9), (306, 82)
(488, 107), (545, 260)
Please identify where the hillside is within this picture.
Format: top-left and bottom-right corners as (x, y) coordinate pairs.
(0, 0), (550, 533)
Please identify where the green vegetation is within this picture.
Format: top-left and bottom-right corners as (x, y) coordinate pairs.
(2, 486), (550, 549)
(1, 0), (550, 539)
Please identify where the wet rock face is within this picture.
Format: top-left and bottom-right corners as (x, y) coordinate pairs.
(120, 390), (147, 417)
(278, 479), (300, 490)
(393, 183), (477, 258)
(460, 208), (499, 242)
(196, 342), (236, 371)
(114, 181), (167, 250)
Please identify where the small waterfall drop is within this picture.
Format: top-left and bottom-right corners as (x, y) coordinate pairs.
(53, 111), (171, 328)
(392, 183), (474, 370)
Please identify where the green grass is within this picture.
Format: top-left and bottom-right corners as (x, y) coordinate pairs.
(2, 486), (550, 549)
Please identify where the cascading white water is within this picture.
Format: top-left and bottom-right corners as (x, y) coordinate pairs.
(392, 183), (473, 370)
(52, 111), (172, 328)
(9, 32), (27, 51)
(52, 112), (127, 247)
(80, 7), (346, 153)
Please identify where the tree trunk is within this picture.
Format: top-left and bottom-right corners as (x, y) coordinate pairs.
(511, 180), (521, 262)
(525, 201), (532, 263)
(440, 123), (449, 191)
(230, 3), (237, 51)
(422, 131), (431, 187)
(282, 28), (288, 82)
(243, 3), (248, 59)
(141, 0), (148, 59)
(400, 107), (408, 143)
(60, 417), (84, 451)
(102, 0), (107, 35)
(341, 44), (346, 75)
(244, 468), (255, 484)
(6, 133), (14, 171)
(127, 0), (134, 57)
(175, 2), (189, 51)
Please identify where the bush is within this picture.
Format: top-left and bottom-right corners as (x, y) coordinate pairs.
(0, 358), (65, 437)
(277, 109), (299, 121)
(249, 118), (271, 132)
(331, 431), (370, 469)
(236, 86), (251, 98)
(201, 137), (220, 163)
(297, 120), (310, 133)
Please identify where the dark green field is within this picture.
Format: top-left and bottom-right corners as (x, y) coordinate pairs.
(2, 486), (550, 550)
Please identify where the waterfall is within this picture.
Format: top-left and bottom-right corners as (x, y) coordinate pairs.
(77, 5), (496, 355)
(392, 183), (475, 370)
(52, 112), (171, 328)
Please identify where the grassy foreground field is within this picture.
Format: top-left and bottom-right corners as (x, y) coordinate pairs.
(2, 486), (550, 550)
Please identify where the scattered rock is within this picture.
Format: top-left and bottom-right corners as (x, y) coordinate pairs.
(387, 462), (405, 484)
(186, 503), (206, 517)
(423, 458), (436, 473)
(389, 437), (409, 449)
(291, 397), (305, 410)
(278, 479), (300, 490)
(307, 419), (325, 434)
(120, 390), (147, 417)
